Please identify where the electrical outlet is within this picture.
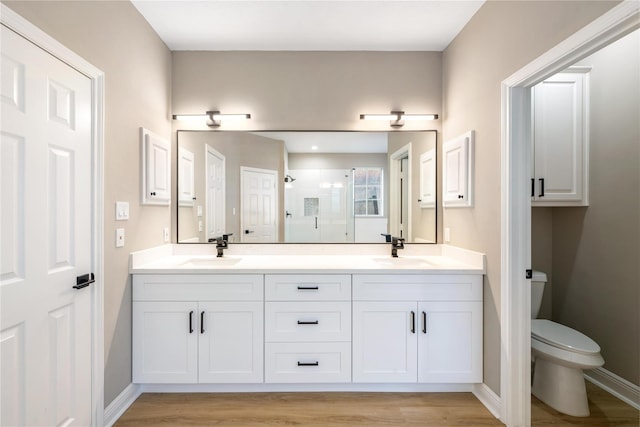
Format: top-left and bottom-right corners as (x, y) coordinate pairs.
(163, 227), (170, 242)
(198, 220), (203, 232)
(444, 227), (451, 243)
(116, 228), (125, 248)
(197, 205), (203, 217)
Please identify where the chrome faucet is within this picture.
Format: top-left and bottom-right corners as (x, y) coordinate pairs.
(391, 236), (405, 258)
(215, 233), (233, 257)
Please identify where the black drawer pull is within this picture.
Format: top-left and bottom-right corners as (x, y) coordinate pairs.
(189, 311), (194, 334)
(297, 320), (319, 325)
(200, 311), (205, 334)
(539, 178), (545, 197)
(74, 273), (94, 290)
(297, 286), (319, 291)
(297, 361), (319, 367)
(422, 311), (427, 334)
(410, 311), (416, 334)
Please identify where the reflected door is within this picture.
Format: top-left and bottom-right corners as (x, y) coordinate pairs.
(1, 26), (92, 426)
(205, 145), (225, 241)
(241, 167), (277, 242)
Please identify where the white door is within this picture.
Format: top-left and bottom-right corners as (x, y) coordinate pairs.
(352, 301), (418, 383)
(241, 167), (278, 242)
(178, 147), (195, 207)
(198, 301), (264, 383)
(206, 145), (225, 241)
(417, 301), (483, 383)
(1, 26), (93, 426)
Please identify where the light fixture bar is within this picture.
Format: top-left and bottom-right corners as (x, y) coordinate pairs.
(359, 110), (438, 127)
(172, 110), (251, 127)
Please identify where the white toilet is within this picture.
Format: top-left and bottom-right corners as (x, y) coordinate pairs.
(530, 270), (604, 417)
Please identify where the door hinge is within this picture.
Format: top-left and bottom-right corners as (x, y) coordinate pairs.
(525, 269), (532, 279)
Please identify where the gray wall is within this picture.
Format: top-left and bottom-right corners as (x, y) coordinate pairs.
(2, 0), (173, 406)
(442, 0), (619, 394)
(533, 30), (639, 386)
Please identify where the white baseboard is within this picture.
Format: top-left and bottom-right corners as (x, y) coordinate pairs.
(139, 383), (474, 393)
(103, 383), (142, 427)
(585, 367), (640, 410)
(473, 383), (502, 420)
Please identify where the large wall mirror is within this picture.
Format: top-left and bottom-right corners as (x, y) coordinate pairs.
(177, 130), (437, 244)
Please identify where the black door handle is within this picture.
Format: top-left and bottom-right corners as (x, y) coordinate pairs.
(539, 178), (545, 197)
(422, 311), (427, 334)
(189, 311), (194, 334)
(244, 229), (254, 234)
(200, 311), (205, 334)
(410, 311), (416, 334)
(74, 273), (94, 289)
(531, 178), (534, 198)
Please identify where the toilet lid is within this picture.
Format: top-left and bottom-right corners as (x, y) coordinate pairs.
(531, 319), (601, 355)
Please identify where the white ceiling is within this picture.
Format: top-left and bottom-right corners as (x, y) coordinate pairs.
(252, 131), (388, 153)
(131, 1), (484, 51)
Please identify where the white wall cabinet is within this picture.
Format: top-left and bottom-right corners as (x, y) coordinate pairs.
(532, 69), (590, 206)
(141, 127), (171, 205)
(132, 275), (263, 384)
(442, 131), (474, 207)
(352, 275), (482, 384)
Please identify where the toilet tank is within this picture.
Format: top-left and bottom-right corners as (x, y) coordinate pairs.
(531, 270), (547, 319)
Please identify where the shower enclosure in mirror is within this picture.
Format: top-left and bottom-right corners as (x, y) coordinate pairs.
(177, 131), (436, 244)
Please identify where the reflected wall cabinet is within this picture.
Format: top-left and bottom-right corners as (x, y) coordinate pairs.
(532, 68), (590, 206)
(141, 127), (171, 205)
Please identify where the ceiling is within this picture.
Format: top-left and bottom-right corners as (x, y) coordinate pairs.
(131, 1), (485, 51)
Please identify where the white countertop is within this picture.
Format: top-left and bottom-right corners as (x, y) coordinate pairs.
(130, 244), (485, 275)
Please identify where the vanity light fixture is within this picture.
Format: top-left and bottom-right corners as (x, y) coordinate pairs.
(359, 110), (438, 128)
(172, 110), (251, 127)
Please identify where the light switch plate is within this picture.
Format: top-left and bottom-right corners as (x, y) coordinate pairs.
(116, 201), (129, 220)
(163, 227), (170, 242)
(116, 228), (125, 248)
(197, 205), (203, 217)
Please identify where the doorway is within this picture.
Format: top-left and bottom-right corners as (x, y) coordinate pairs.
(501, 3), (638, 425)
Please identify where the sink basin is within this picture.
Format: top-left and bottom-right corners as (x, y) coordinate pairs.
(178, 256), (241, 267)
(372, 257), (431, 267)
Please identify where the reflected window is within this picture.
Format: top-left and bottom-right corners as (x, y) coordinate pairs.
(354, 167), (383, 217)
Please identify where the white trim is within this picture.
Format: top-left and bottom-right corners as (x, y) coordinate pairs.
(1, 4), (106, 426)
(389, 143), (412, 241)
(103, 383), (142, 427)
(501, 2), (639, 426)
(138, 383), (475, 393)
(473, 383), (502, 420)
(585, 368), (640, 411)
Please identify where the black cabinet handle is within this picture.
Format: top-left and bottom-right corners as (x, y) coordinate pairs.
(297, 361), (319, 367)
(531, 178), (535, 198)
(189, 311), (194, 334)
(74, 273), (94, 290)
(422, 311), (427, 334)
(458, 194), (464, 199)
(315, 217), (318, 229)
(150, 191), (156, 196)
(539, 178), (545, 197)
(200, 311), (205, 334)
(297, 285), (319, 291)
(297, 320), (319, 325)
(410, 311), (416, 334)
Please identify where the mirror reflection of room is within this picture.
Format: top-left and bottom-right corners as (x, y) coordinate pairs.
(177, 131), (436, 244)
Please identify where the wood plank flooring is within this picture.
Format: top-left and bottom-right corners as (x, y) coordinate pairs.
(115, 382), (639, 426)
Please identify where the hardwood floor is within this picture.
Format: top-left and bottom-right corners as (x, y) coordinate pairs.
(115, 383), (639, 426)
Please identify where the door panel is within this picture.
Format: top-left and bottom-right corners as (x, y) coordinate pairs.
(1, 25), (93, 426)
(241, 168), (277, 242)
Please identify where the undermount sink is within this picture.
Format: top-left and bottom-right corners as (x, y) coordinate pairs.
(178, 256), (242, 267)
(371, 256), (432, 267)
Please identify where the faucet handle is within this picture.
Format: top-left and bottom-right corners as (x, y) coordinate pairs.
(380, 233), (392, 243)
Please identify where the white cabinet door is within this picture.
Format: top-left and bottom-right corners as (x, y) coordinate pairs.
(417, 301), (483, 383)
(442, 131), (474, 207)
(352, 302), (418, 383)
(132, 301), (198, 383)
(198, 301), (263, 383)
(532, 70), (589, 206)
(141, 127), (171, 205)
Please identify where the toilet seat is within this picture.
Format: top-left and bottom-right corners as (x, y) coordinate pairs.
(532, 319), (600, 355)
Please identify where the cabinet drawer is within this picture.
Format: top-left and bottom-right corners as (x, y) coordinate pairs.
(265, 342), (351, 383)
(133, 274), (263, 301)
(265, 275), (351, 301)
(265, 302), (351, 342)
(353, 274), (482, 301)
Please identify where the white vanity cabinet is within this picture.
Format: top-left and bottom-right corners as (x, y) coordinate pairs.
(132, 274), (263, 384)
(352, 274), (482, 384)
(264, 274), (352, 383)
